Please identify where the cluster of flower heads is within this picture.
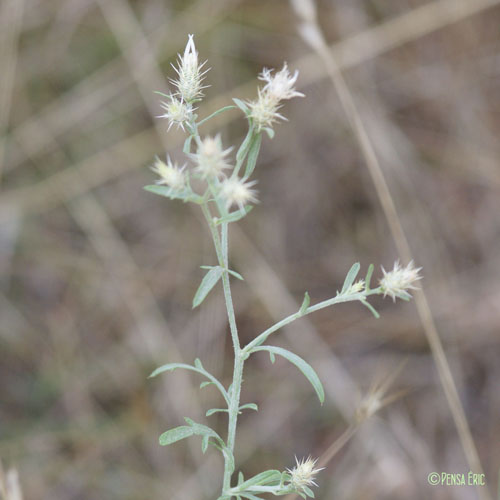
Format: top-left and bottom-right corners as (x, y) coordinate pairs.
(159, 35), (207, 131)
(151, 35), (303, 213)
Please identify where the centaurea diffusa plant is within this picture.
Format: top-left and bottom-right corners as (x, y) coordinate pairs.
(146, 35), (422, 499)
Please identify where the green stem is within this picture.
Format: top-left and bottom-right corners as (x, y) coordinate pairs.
(201, 203), (243, 494)
(244, 288), (382, 354)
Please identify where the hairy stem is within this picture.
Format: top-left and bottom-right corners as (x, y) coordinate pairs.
(244, 288), (381, 354)
(201, 203), (242, 493)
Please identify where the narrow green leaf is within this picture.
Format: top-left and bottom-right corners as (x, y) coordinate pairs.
(365, 263), (374, 291)
(215, 206), (253, 225)
(149, 362), (229, 403)
(194, 358), (203, 369)
(240, 494), (263, 500)
(201, 434), (209, 453)
(341, 262), (361, 294)
(300, 291), (310, 315)
(269, 351), (276, 364)
(183, 135), (194, 154)
(303, 485), (315, 497)
(228, 269), (244, 280)
(206, 408), (228, 417)
(239, 470), (281, 488)
(233, 98), (249, 114)
(200, 381), (212, 389)
(197, 105), (237, 126)
(263, 127), (275, 139)
(361, 299), (380, 319)
(193, 267), (223, 308)
(239, 403), (258, 412)
(243, 133), (262, 179)
(236, 126), (255, 165)
(238, 472), (245, 485)
(159, 426), (194, 446)
(153, 91), (170, 98)
(144, 184), (202, 204)
(252, 346), (325, 404)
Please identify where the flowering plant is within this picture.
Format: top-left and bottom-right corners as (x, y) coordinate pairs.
(146, 35), (421, 499)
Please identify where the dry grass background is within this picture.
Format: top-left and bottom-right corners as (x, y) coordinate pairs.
(1, 0), (500, 499)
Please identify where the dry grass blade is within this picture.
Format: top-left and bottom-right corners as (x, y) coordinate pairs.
(0, 0), (24, 180)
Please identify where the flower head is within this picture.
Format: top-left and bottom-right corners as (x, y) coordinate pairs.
(170, 34), (209, 103)
(248, 63), (304, 131)
(159, 95), (193, 131)
(259, 64), (304, 101)
(220, 177), (258, 211)
(379, 260), (422, 302)
(287, 456), (323, 492)
(192, 135), (232, 178)
(151, 156), (186, 191)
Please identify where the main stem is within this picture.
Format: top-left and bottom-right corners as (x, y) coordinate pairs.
(201, 203), (243, 494)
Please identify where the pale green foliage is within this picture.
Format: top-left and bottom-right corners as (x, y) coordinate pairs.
(145, 35), (421, 499)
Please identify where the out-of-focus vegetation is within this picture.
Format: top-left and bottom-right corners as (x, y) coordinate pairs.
(1, 1), (499, 499)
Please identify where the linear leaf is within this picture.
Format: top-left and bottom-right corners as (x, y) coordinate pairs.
(242, 470), (281, 488)
(239, 403), (258, 413)
(228, 269), (244, 280)
(233, 98), (249, 114)
(361, 299), (380, 319)
(300, 291), (310, 315)
(365, 263), (374, 291)
(215, 206), (252, 225)
(159, 426), (194, 446)
(341, 262), (361, 294)
(193, 266), (223, 308)
(206, 408), (228, 417)
(149, 362), (229, 403)
(243, 133), (262, 179)
(252, 346), (325, 404)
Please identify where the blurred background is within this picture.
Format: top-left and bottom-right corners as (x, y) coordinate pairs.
(1, 0), (499, 499)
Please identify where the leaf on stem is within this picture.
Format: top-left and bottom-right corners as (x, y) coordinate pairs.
(243, 133), (262, 179)
(206, 408), (229, 417)
(365, 263), (374, 291)
(251, 346), (325, 404)
(159, 426), (194, 446)
(215, 206), (253, 225)
(193, 266), (224, 308)
(149, 361), (229, 403)
(361, 299), (380, 319)
(233, 98), (249, 114)
(300, 291), (310, 315)
(239, 403), (258, 413)
(341, 262), (361, 294)
(238, 470), (282, 489)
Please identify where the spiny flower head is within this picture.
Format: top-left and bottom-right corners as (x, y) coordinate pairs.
(151, 156), (186, 191)
(220, 177), (258, 211)
(159, 95), (193, 131)
(171, 34), (209, 103)
(248, 63), (303, 131)
(259, 64), (304, 101)
(287, 456), (323, 492)
(192, 135), (232, 178)
(380, 260), (422, 302)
